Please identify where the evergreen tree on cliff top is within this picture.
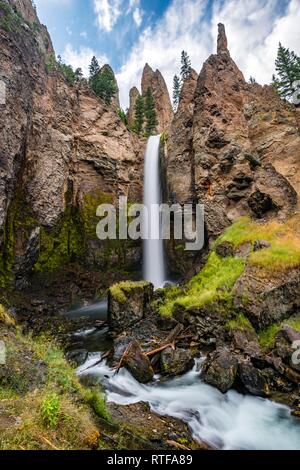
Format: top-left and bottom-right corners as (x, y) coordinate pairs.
(89, 56), (100, 79)
(173, 74), (181, 112)
(180, 51), (192, 81)
(273, 43), (300, 100)
(88, 57), (117, 105)
(134, 95), (144, 135)
(144, 87), (157, 137)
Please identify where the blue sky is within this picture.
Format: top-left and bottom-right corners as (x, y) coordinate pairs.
(35, 0), (300, 108)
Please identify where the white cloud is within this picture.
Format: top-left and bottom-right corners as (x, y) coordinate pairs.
(66, 26), (72, 36)
(93, 0), (122, 32)
(116, 0), (300, 109)
(116, 0), (211, 108)
(80, 31), (88, 39)
(62, 44), (108, 76)
(211, 0), (300, 84)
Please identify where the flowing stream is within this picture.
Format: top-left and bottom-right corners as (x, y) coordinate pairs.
(69, 135), (300, 450)
(143, 135), (166, 289)
(78, 352), (300, 450)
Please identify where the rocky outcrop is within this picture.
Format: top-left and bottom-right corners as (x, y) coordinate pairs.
(217, 23), (229, 54)
(0, 0), (145, 285)
(233, 266), (300, 329)
(201, 347), (238, 393)
(166, 24), (299, 275)
(127, 86), (140, 128)
(108, 281), (154, 333)
(166, 68), (198, 203)
(141, 63), (173, 132)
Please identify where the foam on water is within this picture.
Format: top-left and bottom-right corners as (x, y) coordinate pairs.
(77, 356), (300, 450)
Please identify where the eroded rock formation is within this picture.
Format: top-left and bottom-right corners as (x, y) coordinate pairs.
(141, 63), (174, 133)
(166, 24), (300, 269)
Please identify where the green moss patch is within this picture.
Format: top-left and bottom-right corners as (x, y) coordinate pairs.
(110, 281), (150, 304)
(160, 252), (245, 317)
(226, 313), (254, 332)
(216, 215), (300, 275)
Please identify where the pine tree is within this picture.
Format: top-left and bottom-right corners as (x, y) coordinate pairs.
(172, 74), (181, 111)
(134, 95), (144, 135)
(144, 87), (157, 137)
(180, 51), (192, 81)
(89, 56), (100, 80)
(75, 67), (83, 82)
(273, 43), (300, 99)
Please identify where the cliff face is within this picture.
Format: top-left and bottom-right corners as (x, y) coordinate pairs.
(166, 24), (300, 257)
(127, 86), (140, 128)
(141, 63), (174, 133)
(0, 0), (144, 286)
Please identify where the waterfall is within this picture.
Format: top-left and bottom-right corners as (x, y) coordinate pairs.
(143, 135), (166, 289)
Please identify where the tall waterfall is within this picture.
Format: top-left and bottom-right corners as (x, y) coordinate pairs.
(143, 135), (166, 289)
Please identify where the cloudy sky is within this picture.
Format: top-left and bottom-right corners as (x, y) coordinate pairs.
(35, 0), (300, 108)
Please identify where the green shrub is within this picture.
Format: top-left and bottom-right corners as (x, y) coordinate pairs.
(41, 394), (60, 429)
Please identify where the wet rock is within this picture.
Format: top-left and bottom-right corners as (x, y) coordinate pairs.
(238, 362), (270, 397)
(160, 348), (194, 377)
(108, 281), (154, 333)
(206, 127), (230, 149)
(112, 336), (135, 362)
(248, 190), (275, 218)
(201, 347), (238, 393)
(216, 241), (235, 258)
(124, 340), (154, 384)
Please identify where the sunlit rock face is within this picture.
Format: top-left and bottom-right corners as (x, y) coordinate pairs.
(166, 24), (300, 245)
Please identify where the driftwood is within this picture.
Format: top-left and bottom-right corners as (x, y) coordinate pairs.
(166, 440), (191, 451)
(113, 324), (185, 374)
(150, 323), (184, 367)
(84, 350), (111, 371)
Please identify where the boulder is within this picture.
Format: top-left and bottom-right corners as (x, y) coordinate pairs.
(123, 340), (154, 384)
(238, 362), (270, 397)
(160, 347), (194, 377)
(108, 281), (154, 333)
(201, 347), (238, 393)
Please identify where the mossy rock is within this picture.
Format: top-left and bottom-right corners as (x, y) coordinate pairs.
(108, 281), (154, 333)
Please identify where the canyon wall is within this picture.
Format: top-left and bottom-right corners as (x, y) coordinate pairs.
(166, 24), (300, 274)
